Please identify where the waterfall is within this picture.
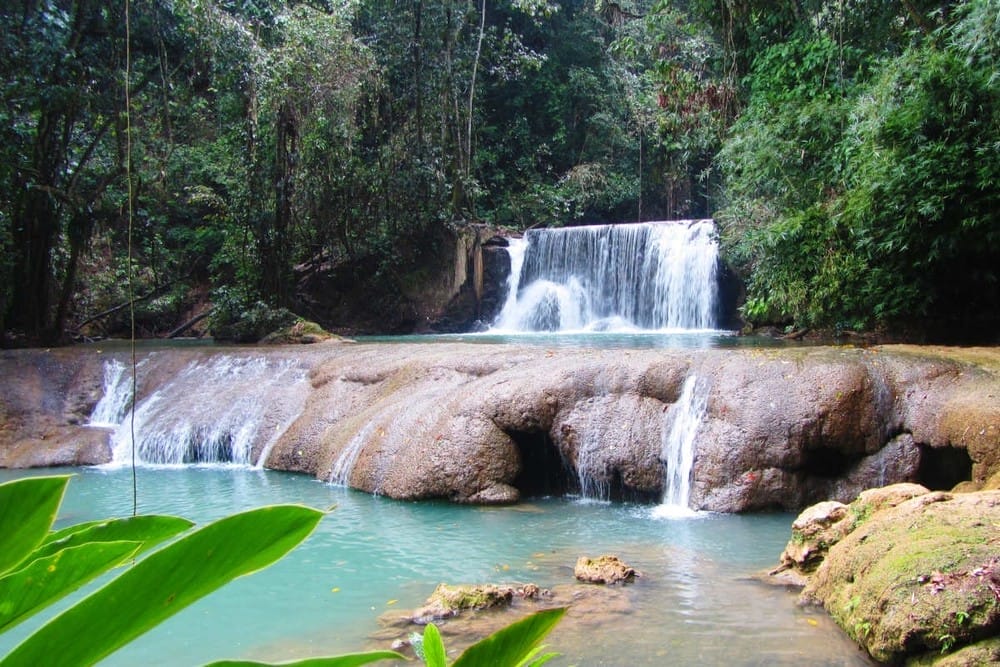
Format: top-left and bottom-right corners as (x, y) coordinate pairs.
(91, 355), (308, 467)
(492, 220), (720, 332)
(655, 375), (708, 518)
(89, 358), (135, 427)
(329, 421), (377, 487)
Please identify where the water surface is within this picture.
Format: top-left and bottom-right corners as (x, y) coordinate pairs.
(0, 467), (869, 666)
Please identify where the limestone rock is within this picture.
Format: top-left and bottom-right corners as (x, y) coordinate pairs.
(800, 490), (1000, 664)
(852, 482), (931, 516)
(260, 319), (344, 345)
(3, 344), (998, 515)
(983, 469), (1000, 491)
(574, 555), (638, 585)
(777, 500), (852, 574)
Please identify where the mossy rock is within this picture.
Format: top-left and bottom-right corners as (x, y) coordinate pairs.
(407, 583), (541, 624)
(908, 635), (1000, 666)
(260, 319), (344, 345)
(803, 491), (1000, 663)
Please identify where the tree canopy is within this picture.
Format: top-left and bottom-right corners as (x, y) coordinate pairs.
(1, 0), (996, 344)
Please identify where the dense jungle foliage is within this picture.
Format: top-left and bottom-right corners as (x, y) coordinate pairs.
(0, 0), (996, 344)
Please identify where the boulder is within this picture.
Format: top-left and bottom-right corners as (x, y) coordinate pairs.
(776, 500), (852, 574)
(574, 555), (638, 585)
(781, 488), (1000, 664)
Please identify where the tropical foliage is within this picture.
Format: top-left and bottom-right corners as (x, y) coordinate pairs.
(0, 0), (996, 343)
(0, 474), (565, 666)
(710, 0), (999, 335)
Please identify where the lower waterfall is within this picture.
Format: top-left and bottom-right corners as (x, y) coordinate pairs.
(90, 355), (309, 467)
(654, 374), (708, 518)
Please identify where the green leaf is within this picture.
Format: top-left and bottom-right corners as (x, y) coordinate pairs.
(422, 623), (448, 667)
(204, 651), (406, 667)
(0, 540), (142, 633)
(519, 647), (559, 667)
(0, 476), (70, 575)
(31, 515), (194, 561)
(1, 505), (324, 667)
(450, 608), (566, 667)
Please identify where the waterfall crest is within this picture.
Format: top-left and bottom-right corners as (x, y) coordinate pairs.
(493, 220), (720, 332)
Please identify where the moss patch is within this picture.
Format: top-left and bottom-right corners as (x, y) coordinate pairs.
(260, 319), (343, 345)
(803, 491), (1000, 663)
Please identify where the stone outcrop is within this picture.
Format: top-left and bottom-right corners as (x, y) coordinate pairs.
(770, 485), (1000, 665)
(292, 223), (511, 335)
(1, 344), (997, 512)
(407, 583), (544, 624)
(574, 555), (638, 585)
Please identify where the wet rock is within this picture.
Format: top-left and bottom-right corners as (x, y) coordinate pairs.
(2, 344), (998, 515)
(376, 579), (628, 660)
(407, 583), (544, 624)
(464, 482), (520, 505)
(574, 555), (638, 585)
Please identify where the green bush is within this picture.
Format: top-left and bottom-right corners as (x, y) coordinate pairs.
(209, 287), (297, 343)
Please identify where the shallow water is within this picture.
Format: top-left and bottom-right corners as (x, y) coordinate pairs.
(0, 467), (870, 666)
(355, 330), (797, 350)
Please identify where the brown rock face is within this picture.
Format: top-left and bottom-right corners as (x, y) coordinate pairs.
(574, 555), (638, 585)
(2, 344), (997, 513)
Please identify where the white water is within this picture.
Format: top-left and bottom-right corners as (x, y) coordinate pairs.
(92, 355), (309, 467)
(493, 220), (721, 332)
(329, 421), (377, 486)
(574, 415), (613, 502)
(654, 374), (708, 519)
(89, 358), (137, 427)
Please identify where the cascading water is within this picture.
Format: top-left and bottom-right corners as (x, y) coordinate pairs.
(91, 355), (309, 467)
(655, 374), (708, 518)
(493, 220), (721, 332)
(89, 358), (137, 427)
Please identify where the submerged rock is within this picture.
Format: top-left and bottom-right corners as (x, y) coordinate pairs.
(574, 555), (638, 585)
(770, 486), (1000, 664)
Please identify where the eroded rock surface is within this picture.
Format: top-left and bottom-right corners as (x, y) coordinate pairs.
(1, 344), (997, 512)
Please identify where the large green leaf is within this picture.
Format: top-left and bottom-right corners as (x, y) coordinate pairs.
(0, 540), (142, 633)
(1, 504), (324, 667)
(450, 608), (566, 667)
(0, 476), (69, 575)
(30, 515), (194, 561)
(204, 651), (406, 667)
(421, 623), (448, 667)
